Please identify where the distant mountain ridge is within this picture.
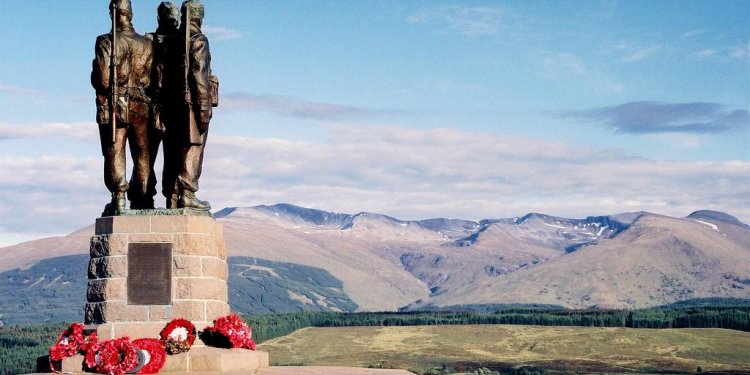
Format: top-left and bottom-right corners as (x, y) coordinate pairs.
(1, 204), (749, 324)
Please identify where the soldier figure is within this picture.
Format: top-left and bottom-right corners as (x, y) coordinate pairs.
(92, 0), (154, 212)
(146, 2), (182, 209)
(176, 0), (218, 211)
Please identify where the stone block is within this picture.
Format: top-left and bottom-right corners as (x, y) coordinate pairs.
(149, 305), (174, 321)
(214, 222), (224, 238)
(88, 322), (167, 341)
(56, 353), (85, 373)
(217, 237), (228, 260)
(87, 278), (127, 302)
(90, 234), (128, 257)
(206, 300), (231, 320)
(162, 352), (188, 372)
(87, 322), (114, 340)
(173, 255), (203, 277)
(96, 215), (151, 234)
(95, 217), (112, 235)
(173, 233), (217, 256)
(151, 215), (187, 233)
(150, 215), (217, 234)
(202, 257), (228, 279)
(187, 215), (221, 234)
(111, 322), (165, 339)
(175, 278), (227, 301)
(86, 301), (149, 323)
(128, 232), (172, 242)
(172, 300), (206, 322)
(85, 303), (103, 325)
(88, 256), (127, 279)
(188, 347), (269, 372)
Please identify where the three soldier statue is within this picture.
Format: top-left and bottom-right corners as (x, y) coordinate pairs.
(92, 0), (218, 215)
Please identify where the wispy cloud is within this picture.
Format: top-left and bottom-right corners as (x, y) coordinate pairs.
(730, 41), (750, 63)
(683, 29), (706, 38)
(565, 101), (750, 134)
(0, 82), (43, 97)
(694, 49), (718, 58)
(203, 26), (243, 41)
(620, 45), (662, 62)
(222, 92), (374, 122)
(0, 121), (96, 141)
(408, 5), (507, 36)
(536, 52), (625, 93)
(0, 155), (103, 235)
(2, 126), (749, 242)
(201, 126), (750, 223)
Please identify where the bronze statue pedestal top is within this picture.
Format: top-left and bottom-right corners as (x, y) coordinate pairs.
(102, 207), (212, 218)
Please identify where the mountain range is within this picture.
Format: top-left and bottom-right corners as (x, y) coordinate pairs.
(1, 204), (749, 325)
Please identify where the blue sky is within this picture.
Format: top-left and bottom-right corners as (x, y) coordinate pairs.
(0, 0), (748, 246)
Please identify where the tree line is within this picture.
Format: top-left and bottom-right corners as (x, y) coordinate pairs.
(1, 305), (748, 374)
(245, 305), (750, 343)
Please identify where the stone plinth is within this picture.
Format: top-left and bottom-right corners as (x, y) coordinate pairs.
(86, 213), (229, 339)
(33, 212), (270, 374)
(50, 348), (269, 374)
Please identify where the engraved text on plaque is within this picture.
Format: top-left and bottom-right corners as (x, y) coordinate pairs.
(127, 243), (172, 305)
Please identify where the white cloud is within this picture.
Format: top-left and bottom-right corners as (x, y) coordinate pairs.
(730, 41), (750, 63)
(2, 125), (749, 245)
(203, 26), (243, 41)
(683, 29), (706, 38)
(536, 52), (625, 93)
(620, 45), (662, 62)
(0, 82), (43, 97)
(198, 126), (749, 223)
(0, 155), (105, 240)
(222, 93), (373, 122)
(408, 5), (507, 36)
(694, 49), (718, 58)
(0, 121), (97, 140)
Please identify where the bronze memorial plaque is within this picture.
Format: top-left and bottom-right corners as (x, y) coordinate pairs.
(128, 243), (172, 305)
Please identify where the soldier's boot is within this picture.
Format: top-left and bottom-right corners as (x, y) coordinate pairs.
(104, 192), (127, 215)
(179, 191), (211, 211)
(130, 197), (155, 210)
(166, 193), (180, 209)
(113, 192), (126, 212)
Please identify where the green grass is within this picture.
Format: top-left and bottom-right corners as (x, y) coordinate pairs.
(258, 325), (750, 374)
(0, 323), (67, 375)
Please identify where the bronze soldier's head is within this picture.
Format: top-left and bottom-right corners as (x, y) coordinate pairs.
(109, 0), (133, 18)
(158, 2), (179, 29)
(181, 0), (205, 23)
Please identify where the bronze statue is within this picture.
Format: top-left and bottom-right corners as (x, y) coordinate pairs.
(93, 0), (217, 214)
(175, 0), (218, 211)
(92, 0), (154, 213)
(146, 2), (182, 209)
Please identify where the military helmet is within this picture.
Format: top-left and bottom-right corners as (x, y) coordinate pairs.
(158, 2), (179, 23)
(109, 0), (133, 14)
(181, 0), (205, 21)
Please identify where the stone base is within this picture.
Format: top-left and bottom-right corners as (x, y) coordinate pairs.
(85, 322), (213, 342)
(165, 347), (269, 373)
(86, 214), (229, 327)
(41, 349), (269, 373)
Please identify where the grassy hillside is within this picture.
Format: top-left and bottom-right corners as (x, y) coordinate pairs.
(259, 325), (750, 374)
(229, 256), (357, 313)
(0, 255), (358, 325)
(0, 255), (87, 325)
